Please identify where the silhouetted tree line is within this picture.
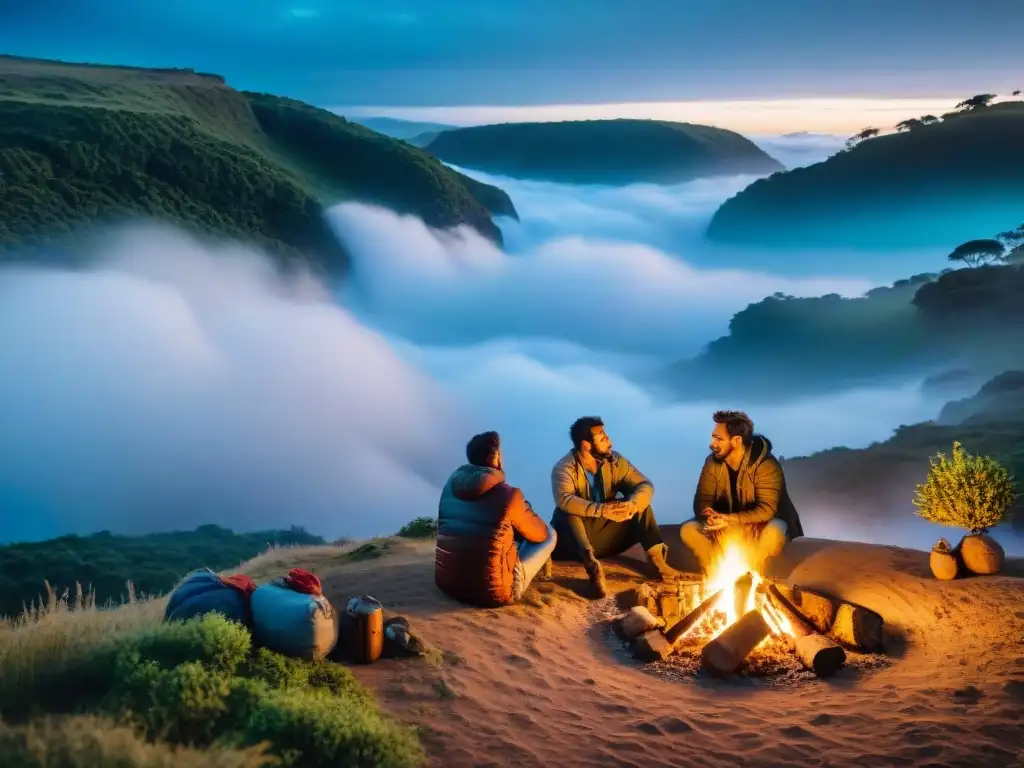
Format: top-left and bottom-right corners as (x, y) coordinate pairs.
(0, 524), (325, 619)
(845, 91), (1017, 149)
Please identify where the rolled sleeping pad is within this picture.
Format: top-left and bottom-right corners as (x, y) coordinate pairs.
(163, 567), (251, 626)
(250, 580), (338, 661)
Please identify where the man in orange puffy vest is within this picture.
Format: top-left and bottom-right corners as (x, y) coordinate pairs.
(435, 431), (557, 607)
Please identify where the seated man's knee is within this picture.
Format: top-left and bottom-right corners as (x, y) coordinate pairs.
(680, 520), (705, 545)
(760, 519), (788, 555)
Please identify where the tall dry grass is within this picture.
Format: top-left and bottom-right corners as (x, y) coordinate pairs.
(0, 579), (165, 715)
(0, 715), (277, 768)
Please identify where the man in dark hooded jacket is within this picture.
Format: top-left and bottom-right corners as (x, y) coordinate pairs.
(681, 410), (804, 573)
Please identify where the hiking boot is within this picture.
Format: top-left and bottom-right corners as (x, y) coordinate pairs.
(646, 543), (684, 583)
(583, 553), (608, 599)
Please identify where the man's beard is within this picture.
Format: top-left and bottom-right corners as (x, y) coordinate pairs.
(593, 448), (613, 462)
(709, 448), (726, 463)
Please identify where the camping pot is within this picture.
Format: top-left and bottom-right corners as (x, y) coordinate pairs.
(341, 595), (384, 664)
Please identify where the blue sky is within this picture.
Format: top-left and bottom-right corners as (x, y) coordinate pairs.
(3, 1), (1021, 109)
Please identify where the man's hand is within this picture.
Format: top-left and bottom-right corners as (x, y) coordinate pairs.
(704, 512), (730, 531)
(602, 501), (635, 522)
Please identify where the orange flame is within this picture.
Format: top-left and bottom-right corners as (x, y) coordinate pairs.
(701, 526), (793, 641)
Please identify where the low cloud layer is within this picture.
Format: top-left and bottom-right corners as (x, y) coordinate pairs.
(446, 161), (946, 282)
(746, 132), (848, 169)
(0, 216), (955, 549)
(332, 202), (874, 358)
(0, 227), (466, 543)
(2, 162), (1012, 553)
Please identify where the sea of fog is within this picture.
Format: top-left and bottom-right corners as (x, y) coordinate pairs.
(0, 133), (1018, 555)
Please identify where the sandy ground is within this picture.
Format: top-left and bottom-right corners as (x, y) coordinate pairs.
(316, 529), (1024, 768)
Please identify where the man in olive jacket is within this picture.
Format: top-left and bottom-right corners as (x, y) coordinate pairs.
(681, 410), (804, 574)
(550, 416), (682, 597)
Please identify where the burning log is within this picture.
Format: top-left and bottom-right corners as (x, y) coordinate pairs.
(764, 583), (814, 636)
(632, 629), (674, 662)
(664, 588), (724, 645)
(767, 582), (884, 653)
(764, 583), (846, 677)
(631, 584), (726, 663)
(733, 572), (753, 621)
(616, 583), (659, 614)
(616, 606), (661, 640)
(657, 592), (680, 624)
(701, 610), (771, 675)
(772, 584), (836, 634)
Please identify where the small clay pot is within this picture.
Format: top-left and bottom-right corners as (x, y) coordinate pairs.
(959, 533), (1005, 575)
(929, 540), (959, 581)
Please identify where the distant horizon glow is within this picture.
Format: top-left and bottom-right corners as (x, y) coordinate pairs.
(333, 96), (1001, 135)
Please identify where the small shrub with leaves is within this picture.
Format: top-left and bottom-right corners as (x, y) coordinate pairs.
(396, 517), (438, 539)
(4, 613), (423, 767)
(913, 441), (1018, 533)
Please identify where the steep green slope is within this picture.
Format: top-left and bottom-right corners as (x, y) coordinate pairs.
(245, 92), (517, 230)
(0, 55), (516, 273)
(783, 371), (1024, 530)
(0, 524), (325, 619)
(422, 119), (784, 184)
(707, 102), (1024, 249)
(663, 263), (1024, 401)
(663, 273), (941, 400)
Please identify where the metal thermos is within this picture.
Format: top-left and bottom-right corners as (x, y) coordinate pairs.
(341, 595), (384, 664)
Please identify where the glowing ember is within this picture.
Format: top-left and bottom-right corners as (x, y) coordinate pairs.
(699, 527), (793, 641)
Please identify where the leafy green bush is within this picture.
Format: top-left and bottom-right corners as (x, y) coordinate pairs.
(913, 441), (1018, 533)
(245, 648), (370, 704)
(396, 518), (438, 539)
(238, 687), (421, 768)
(7, 613), (423, 767)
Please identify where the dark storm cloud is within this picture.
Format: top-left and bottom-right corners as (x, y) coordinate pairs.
(2, 1), (1021, 105)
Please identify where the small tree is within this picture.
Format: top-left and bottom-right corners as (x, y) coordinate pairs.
(913, 441), (1018, 534)
(845, 126), (880, 149)
(947, 238), (1006, 267)
(919, 114), (940, 125)
(397, 516), (438, 538)
(895, 118), (924, 132)
(1013, 90), (1021, 97)
(954, 93), (997, 112)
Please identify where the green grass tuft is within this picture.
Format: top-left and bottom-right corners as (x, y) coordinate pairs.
(1, 611), (424, 767)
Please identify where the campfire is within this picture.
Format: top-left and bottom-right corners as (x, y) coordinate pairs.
(614, 530), (884, 678)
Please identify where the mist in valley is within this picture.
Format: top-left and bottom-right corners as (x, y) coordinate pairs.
(1, 135), (1016, 554)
